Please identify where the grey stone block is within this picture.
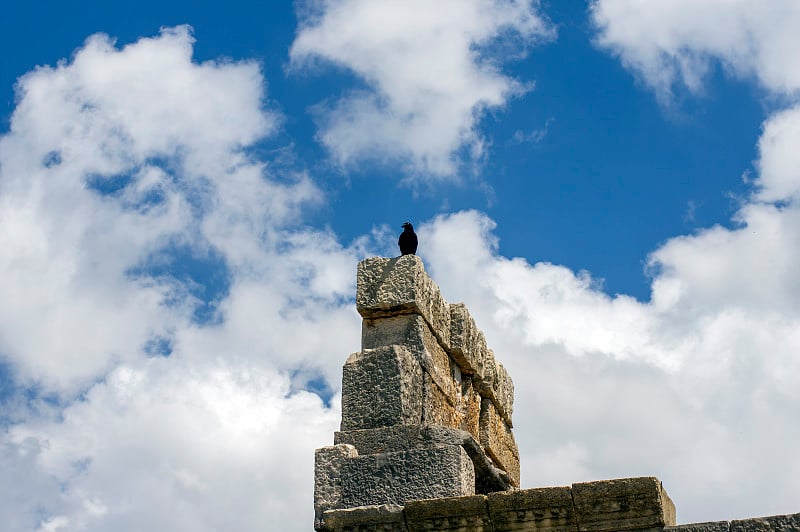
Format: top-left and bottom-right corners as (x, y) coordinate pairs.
(341, 345), (423, 431)
(362, 314), (458, 405)
(339, 445), (475, 510)
(730, 513), (800, 531)
(488, 486), (578, 532)
(449, 303), (489, 377)
(315, 444), (359, 530)
(479, 397), (520, 487)
(572, 477), (676, 531)
(357, 256), (451, 349)
(323, 504), (408, 532)
(334, 425), (513, 493)
(405, 495), (491, 531)
(666, 522), (730, 532)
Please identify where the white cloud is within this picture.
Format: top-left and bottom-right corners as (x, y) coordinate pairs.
(290, 0), (554, 177)
(590, 0), (800, 102)
(0, 27), (366, 531)
(420, 209), (800, 523)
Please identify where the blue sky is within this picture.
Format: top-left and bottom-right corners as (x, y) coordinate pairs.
(1, 1), (799, 531)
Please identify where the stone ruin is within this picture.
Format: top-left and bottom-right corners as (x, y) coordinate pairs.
(313, 255), (800, 532)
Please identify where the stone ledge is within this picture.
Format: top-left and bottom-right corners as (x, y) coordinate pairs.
(316, 477), (678, 532)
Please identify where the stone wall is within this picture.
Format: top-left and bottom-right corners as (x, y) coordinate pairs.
(314, 256), (519, 530)
(322, 476), (676, 532)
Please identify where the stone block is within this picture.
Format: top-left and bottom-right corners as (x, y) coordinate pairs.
(322, 505), (408, 532)
(457, 377), (481, 442)
(315, 444), (359, 530)
(357, 256), (451, 349)
(405, 495), (491, 532)
(478, 354), (514, 427)
(479, 397), (520, 487)
(730, 512), (800, 531)
(666, 523), (730, 532)
(362, 314), (457, 402)
(423, 372), (460, 429)
(339, 445), (475, 510)
(449, 303), (488, 376)
(572, 477), (676, 532)
(488, 486), (578, 532)
(341, 345), (423, 431)
(334, 425), (514, 494)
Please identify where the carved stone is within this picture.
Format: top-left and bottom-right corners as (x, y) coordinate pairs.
(479, 397), (520, 487)
(405, 495), (492, 532)
(488, 486), (578, 532)
(572, 477), (676, 531)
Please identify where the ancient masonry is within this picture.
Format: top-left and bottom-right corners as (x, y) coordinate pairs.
(313, 255), (800, 532)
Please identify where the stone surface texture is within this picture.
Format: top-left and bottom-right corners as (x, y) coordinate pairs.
(730, 513), (800, 531)
(666, 523), (732, 532)
(317, 255), (523, 529)
(341, 345), (423, 431)
(488, 486), (577, 532)
(405, 495), (492, 532)
(572, 477), (676, 531)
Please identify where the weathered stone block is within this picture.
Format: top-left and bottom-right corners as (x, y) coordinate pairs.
(339, 445), (475, 510)
(478, 354), (514, 427)
(666, 522), (730, 532)
(334, 425), (513, 494)
(730, 512), (800, 531)
(479, 397), (520, 487)
(405, 495), (491, 532)
(315, 444), (359, 530)
(362, 314), (458, 403)
(341, 345), (423, 431)
(572, 477), (676, 532)
(423, 372), (460, 429)
(457, 377), (481, 442)
(323, 505), (408, 532)
(488, 486), (578, 532)
(357, 256), (451, 348)
(449, 303), (488, 377)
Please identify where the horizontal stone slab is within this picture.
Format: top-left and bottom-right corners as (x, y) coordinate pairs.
(730, 512), (800, 531)
(666, 522), (730, 532)
(341, 345), (423, 431)
(334, 425), (513, 493)
(479, 397), (520, 487)
(357, 256), (451, 349)
(488, 486), (578, 532)
(340, 445), (475, 510)
(405, 494), (491, 532)
(572, 477), (675, 531)
(322, 504), (407, 532)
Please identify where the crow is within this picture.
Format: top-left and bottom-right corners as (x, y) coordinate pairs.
(398, 222), (418, 255)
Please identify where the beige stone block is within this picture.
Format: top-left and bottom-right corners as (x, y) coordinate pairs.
(448, 303), (488, 377)
(423, 372), (460, 429)
(322, 505), (408, 532)
(478, 354), (514, 427)
(405, 495), (491, 532)
(457, 377), (481, 442)
(357, 255), (451, 348)
(341, 346), (423, 431)
(488, 486), (578, 532)
(362, 314), (455, 399)
(479, 397), (520, 487)
(572, 477), (676, 532)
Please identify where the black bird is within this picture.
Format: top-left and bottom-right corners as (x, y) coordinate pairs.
(398, 222), (418, 255)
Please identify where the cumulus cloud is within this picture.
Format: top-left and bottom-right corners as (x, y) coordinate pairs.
(590, 0), (800, 102)
(290, 0), (554, 177)
(420, 210), (800, 523)
(0, 27), (365, 531)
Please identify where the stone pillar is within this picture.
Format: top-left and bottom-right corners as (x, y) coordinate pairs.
(314, 255), (521, 530)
